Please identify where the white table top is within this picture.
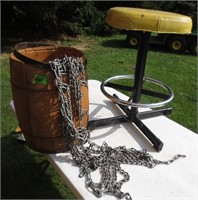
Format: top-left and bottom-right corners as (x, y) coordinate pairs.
(45, 80), (197, 200)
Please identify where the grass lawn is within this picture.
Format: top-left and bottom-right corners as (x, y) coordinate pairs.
(1, 34), (197, 199)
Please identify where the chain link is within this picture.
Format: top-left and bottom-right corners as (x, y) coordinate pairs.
(49, 55), (186, 200)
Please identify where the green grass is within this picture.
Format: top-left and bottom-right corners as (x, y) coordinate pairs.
(1, 34), (197, 199)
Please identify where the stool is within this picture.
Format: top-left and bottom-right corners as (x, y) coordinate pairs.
(88, 7), (192, 151)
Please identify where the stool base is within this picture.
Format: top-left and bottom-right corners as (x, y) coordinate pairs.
(88, 98), (172, 152)
(88, 77), (173, 152)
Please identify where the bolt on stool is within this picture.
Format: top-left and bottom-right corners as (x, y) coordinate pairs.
(88, 7), (192, 151)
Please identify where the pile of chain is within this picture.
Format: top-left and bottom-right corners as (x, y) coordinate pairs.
(50, 55), (185, 200)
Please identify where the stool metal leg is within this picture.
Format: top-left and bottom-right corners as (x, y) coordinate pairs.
(133, 117), (163, 151)
(113, 94), (164, 152)
(130, 32), (151, 105)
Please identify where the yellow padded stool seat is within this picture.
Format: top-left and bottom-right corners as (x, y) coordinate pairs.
(106, 7), (192, 34)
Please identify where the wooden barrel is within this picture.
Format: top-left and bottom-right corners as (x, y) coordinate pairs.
(10, 42), (89, 153)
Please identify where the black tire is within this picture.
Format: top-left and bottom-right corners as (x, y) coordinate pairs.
(189, 42), (197, 55)
(166, 35), (187, 53)
(126, 32), (141, 49)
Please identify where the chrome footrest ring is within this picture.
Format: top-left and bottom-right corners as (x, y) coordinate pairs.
(100, 75), (174, 108)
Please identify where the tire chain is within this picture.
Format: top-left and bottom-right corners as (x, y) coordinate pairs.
(49, 55), (186, 200)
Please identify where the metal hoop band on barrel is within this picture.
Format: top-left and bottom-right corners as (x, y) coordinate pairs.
(100, 75), (174, 108)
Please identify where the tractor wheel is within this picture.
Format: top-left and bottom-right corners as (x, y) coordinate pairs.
(166, 35), (186, 53)
(126, 32), (141, 49)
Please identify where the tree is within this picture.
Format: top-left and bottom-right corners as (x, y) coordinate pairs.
(1, 1), (197, 38)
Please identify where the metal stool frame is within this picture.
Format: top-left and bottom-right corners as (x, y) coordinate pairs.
(88, 32), (174, 152)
